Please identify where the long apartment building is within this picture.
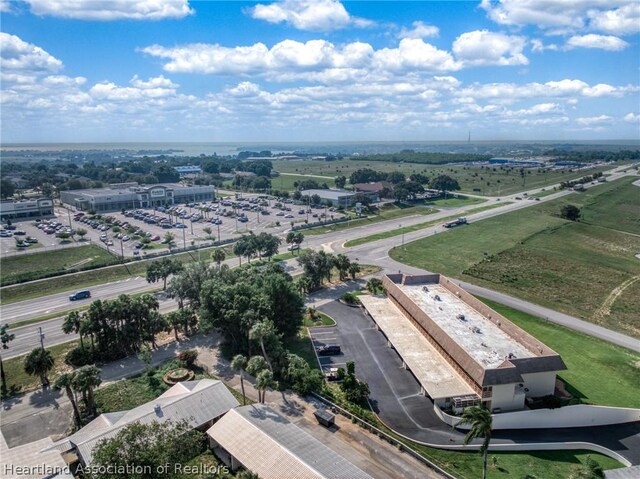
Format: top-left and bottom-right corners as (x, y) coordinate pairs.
(59, 182), (215, 212)
(360, 273), (566, 412)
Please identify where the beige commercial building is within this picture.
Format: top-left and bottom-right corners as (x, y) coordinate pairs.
(360, 274), (566, 412)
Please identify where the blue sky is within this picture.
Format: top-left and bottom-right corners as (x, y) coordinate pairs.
(1, 0), (639, 143)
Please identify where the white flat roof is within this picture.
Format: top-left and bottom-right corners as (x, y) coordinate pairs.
(399, 284), (534, 369)
(359, 295), (475, 400)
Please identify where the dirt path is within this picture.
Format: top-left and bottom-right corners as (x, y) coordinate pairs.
(592, 275), (640, 324)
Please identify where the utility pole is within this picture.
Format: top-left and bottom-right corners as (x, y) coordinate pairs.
(400, 223), (405, 250)
(38, 327), (45, 351)
(120, 239), (124, 260)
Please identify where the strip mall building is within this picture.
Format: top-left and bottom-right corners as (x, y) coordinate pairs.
(360, 274), (566, 412)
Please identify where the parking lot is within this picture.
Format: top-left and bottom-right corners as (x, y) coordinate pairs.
(308, 325), (348, 378)
(1, 196), (346, 257)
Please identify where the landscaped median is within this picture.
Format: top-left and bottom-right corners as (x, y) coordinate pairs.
(344, 202), (509, 248)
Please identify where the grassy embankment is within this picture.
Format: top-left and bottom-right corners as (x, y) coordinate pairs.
(0, 245), (235, 305)
(390, 177), (640, 337)
(304, 203), (438, 236)
(344, 202), (508, 247)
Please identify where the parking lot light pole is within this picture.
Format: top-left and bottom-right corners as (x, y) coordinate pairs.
(182, 227), (186, 249)
(190, 219), (194, 235)
(217, 217), (221, 244)
(120, 239), (125, 260)
(400, 223), (405, 250)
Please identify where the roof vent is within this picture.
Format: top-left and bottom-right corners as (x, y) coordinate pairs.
(154, 404), (162, 415)
(422, 286), (429, 292)
(457, 313), (466, 321)
(508, 353), (516, 359)
(433, 294), (441, 301)
(471, 326), (482, 334)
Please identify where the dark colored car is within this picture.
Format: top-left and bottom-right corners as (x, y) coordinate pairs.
(69, 290), (91, 301)
(317, 345), (341, 356)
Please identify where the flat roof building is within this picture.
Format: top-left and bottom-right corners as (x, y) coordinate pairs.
(207, 404), (373, 479)
(174, 165), (202, 177)
(300, 188), (377, 207)
(0, 198), (54, 220)
(59, 182), (215, 212)
(360, 274), (566, 412)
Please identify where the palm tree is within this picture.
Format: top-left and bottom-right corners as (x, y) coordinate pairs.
(231, 354), (248, 405)
(249, 321), (275, 372)
(295, 276), (313, 295)
(211, 248), (226, 270)
(348, 262), (361, 280)
(334, 254), (351, 281)
(54, 372), (82, 427)
(166, 311), (182, 341)
(256, 369), (274, 404)
(24, 347), (55, 388)
(1, 324), (15, 393)
(62, 310), (85, 349)
(458, 405), (493, 479)
(366, 278), (384, 295)
(73, 365), (102, 417)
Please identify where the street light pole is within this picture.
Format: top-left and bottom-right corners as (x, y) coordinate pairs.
(182, 227), (186, 249)
(217, 217), (221, 244)
(38, 326), (45, 351)
(400, 223), (405, 250)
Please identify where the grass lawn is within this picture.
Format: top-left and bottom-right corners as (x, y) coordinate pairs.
(0, 245), (235, 304)
(303, 311), (336, 327)
(390, 178), (640, 336)
(424, 195), (486, 207)
(1, 341), (79, 399)
(480, 298), (640, 408)
(286, 328), (320, 370)
(305, 204), (437, 235)
(1, 245), (120, 286)
(344, 203), (508, 247)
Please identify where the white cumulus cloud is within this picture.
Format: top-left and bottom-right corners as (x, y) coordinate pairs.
(0, 32), (63, 74)
(452, 30), (528, 66)
(565, 34), (629, 51)
(24, 0), (194, 21)
(623, 112), (639, 123)
(575, 115), (613, 125)
(588, 4), (640, 35)
(399, 21), (440, 39)
(249, 0), (373, 31)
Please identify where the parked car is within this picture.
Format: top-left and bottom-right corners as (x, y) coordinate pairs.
(317, 345), (341, 356)
(13, 230), (26, 235)
(287, 244), (300, 251)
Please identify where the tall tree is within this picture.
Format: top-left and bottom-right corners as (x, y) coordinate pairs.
(334, 254), (351, 281)
(231, 354), (248, 405)
(348, 262), (361, 280)
(62, 310), (85, 349)
(73, 365), (102, 417)
(24, 347), (55, 388)
(431, 175), (461, 197)
(249, 320), (277, 372)
(256, 369), (274, 404)
(458, 405), (493, 479)
(211, 248), (226, 269)
(1, 324), (15, 392)
(146, 258), (183, 290)
(53, 372), (82, 427)
(334, 175), (347, 189)
(90, 420), (204, 479)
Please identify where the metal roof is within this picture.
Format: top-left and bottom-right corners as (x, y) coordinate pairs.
(300, 189), (355, 200)
(44, 379), (238, 465)
(207, 404), (373, 479)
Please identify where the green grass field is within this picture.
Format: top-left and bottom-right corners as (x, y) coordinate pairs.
(424, 196), (486, 207)
(272, 173), (336, 191)
(304, 204), (437, 235)
(272, 159), (616, 196)
(390, 178), (640, 336)
(1, 245), (120, 286)
(344, 203), (508, 247)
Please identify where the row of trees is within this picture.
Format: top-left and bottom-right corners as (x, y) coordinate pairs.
(233, 232), (282, 264)
(295, 250), (361, 292)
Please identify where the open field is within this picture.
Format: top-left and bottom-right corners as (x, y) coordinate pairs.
(0, 245), (235, 304)
(272, 173), (336, 191)
(1, 245), (119, 286)
(344, 203), (508, 247)
(480, 298), (640, 408)
(390, 178), (640, 336)
(272, 159), (616, 196)
(304, 204), (437, 235)
(424, 196), (486, 207)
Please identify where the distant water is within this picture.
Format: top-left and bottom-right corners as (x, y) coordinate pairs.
(2, 140), (638, 157)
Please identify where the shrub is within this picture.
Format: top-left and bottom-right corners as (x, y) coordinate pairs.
(65, 345), (94, 367)
(341, 292), (358, 304)
(178, 349), (198, 368)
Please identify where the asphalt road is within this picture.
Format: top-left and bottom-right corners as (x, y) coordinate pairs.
(1, 166), (638, 356)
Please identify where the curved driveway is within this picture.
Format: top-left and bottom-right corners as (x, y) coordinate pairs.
(318, 300), (640, 465)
